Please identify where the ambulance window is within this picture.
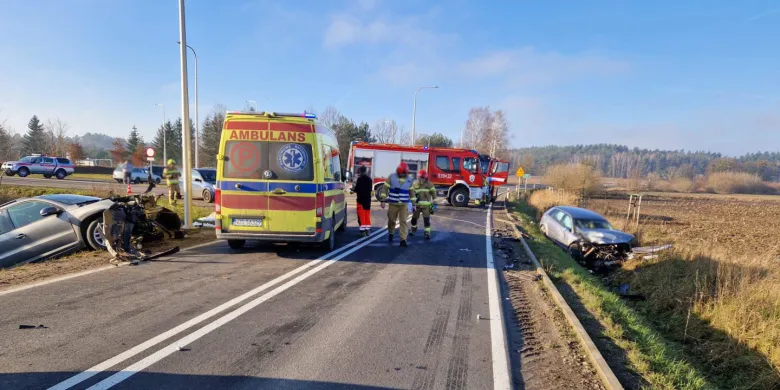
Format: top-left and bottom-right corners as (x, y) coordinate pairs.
(223, 141), (268, 179)
(331, 154), (342, 181)
(436, 156), (450, 172)
(268, 142), (314, 181)
(324, 145), (341, 182)
(451, 157), (461, 172)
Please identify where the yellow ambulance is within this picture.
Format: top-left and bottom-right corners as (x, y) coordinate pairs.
(214, 111), (347, 251)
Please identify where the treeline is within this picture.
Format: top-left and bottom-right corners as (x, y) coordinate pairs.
(509, 144), (780, 181)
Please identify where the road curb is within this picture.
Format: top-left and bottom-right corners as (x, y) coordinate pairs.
(500, 198), (624, 390)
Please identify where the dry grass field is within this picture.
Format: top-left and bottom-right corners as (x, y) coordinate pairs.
(528, 189), (780, 388)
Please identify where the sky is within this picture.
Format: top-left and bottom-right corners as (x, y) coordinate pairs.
(1, 0), (778, 156)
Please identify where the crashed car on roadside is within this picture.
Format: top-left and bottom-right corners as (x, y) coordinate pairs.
(540, 206), (634, 269)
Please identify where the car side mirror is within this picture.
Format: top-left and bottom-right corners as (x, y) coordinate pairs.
(40, 206), (60, 217)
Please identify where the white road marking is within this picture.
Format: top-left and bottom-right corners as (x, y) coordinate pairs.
(433, 214), (486, 228)
(486, 204), (511, 389)
(50, 220), (402, 390)
(86, 229), (392, 389)
(0, 240), (220, 297)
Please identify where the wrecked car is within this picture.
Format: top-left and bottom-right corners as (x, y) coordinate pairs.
(540, 206), (634, 269)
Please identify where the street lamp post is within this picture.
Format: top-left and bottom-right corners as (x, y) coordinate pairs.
(411, 85), (439, 145)
(155, 103), (167, 164)
(178, 41), (199, 168)
(178, 0), (193, 229)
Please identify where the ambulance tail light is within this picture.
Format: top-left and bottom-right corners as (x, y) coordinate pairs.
(316, 192), (324, 217)
(214, 189), (222, 214)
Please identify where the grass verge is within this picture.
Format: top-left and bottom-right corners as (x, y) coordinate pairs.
(507, 197), (712, 390)
(68, 173), (114, 181)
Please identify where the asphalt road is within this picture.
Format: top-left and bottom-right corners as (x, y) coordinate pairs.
(0, 201), (510, 389)
(0, 176), (212, 207)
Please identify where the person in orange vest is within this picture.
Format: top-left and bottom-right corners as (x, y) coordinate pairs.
(379, 162), (414, 247)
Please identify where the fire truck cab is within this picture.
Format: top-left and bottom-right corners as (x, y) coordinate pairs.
(347, 142), (489, 207)
(479, 155), (511, 201)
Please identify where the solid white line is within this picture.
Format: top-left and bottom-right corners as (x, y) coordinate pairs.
(0, 240), (220, 298)
(49, 224), (392, 390)
(87, 228), (391, 390)
(486, 204), (511, 389)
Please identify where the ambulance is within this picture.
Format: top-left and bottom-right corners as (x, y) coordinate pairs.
(214, 111), (347, 251)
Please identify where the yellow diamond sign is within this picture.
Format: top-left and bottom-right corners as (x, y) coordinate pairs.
(515, 167), (525, 177)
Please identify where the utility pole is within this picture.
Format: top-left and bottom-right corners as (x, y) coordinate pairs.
(178, 0), (193, 228)
(179, 41), (199, 168)
(411, 85), (438, 145)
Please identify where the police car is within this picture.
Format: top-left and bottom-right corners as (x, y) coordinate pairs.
(2, 155), (75, 179)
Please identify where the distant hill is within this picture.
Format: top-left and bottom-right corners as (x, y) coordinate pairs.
(73, 132), (121, 151)
(508, 144), (780, 181)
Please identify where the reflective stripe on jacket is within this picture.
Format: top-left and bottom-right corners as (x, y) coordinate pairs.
(380, 173), (412, 204)
(413, 179), (436, 206)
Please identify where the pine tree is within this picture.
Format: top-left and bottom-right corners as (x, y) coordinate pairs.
(0, 123), (12, 161)
(22, 115), (47, 155)
(126, 125), (143, 154)
(152, 121), (175, 164)
(200, 106), (226, 168)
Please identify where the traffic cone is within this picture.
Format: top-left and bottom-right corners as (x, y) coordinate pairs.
(127, 184), (132, 195)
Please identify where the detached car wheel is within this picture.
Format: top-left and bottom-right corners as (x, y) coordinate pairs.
(85, 218), (107, 250)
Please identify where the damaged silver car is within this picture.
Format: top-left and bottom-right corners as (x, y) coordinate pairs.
(540, 206), (634, 268)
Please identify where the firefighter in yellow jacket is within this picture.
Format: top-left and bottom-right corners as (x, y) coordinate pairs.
(379, 162), (414, 247)
(163, 159), (181, 206)
(410, 169), (436, 240)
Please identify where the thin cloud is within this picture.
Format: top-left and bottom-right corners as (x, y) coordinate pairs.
(745, 8), (780, 23)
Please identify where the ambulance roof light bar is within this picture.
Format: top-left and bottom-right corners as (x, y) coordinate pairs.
(225, 111), (317, 120)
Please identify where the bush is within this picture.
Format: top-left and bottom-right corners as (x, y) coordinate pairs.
(706, 172), (776, 194)
(670, 177), (694, 192)
(545, 163), (602, 195)
(528, 189), (579, 212)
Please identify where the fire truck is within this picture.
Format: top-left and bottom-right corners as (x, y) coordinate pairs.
(479, 155), (511, 201)
(346, 142), (490, 207)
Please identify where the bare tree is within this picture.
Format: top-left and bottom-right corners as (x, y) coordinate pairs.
(482, 109), (509, 157)
(45, 118), (70, 156)
(319, 105), (341, 130)
(463, 106), (491, 150)
(373, 119), (401, 144)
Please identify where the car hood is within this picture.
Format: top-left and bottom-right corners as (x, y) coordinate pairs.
(66, 199), (115, 220)
(577, 228), (634, 244)
(2, 160), (19, 166)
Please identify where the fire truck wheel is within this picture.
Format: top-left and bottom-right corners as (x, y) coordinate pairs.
(450, 188), (469, 207)
(374, 184), (385, 202)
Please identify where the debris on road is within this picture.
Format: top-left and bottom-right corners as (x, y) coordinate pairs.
(19, 324), (47, 329)
(193, 212), (217, 228)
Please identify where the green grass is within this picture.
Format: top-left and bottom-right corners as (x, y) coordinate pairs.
(507, 197), (712, 390)
(69, 173), (114, 181)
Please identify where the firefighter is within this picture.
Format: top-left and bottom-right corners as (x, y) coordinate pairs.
(379, 161), (413, 247)
(351, 165), (373, 236)
(410, 169), (436, 239)
(163, 159), (181, 206)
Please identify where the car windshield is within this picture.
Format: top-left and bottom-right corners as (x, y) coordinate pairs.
(19, 157), (34, 163)
(38, 194), (100, 205)
(575, 219), (613, 230)
(197, 169), (216, 182)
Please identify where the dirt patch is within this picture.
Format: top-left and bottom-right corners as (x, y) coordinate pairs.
(493, 219), (604, 389)
(0, 227), (216, 290)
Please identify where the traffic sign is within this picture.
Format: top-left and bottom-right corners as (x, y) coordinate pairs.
(147, 157), (155, 162)
(523, 173), (531, 179)
(515, 167), (525, 177)
(146, 147), (155, 158)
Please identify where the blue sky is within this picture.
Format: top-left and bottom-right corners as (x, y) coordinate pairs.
(1, 0), (778, 156)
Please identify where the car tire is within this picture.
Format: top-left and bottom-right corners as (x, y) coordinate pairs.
(55, 169), (67, 179)
(567, 243), (583, 262)
(374, 183), (385, 202)
(337, 208), (346, 232)
(228, 239), (246, 250)
(321, 223), (336, 251)
(85, 217), (107, 251)
(5, 172), (15, 176)
(17, 167), (29, 177)
(450, 188), (469, 207)
(202, 189), (213, 203)
(540, 223), (548, 237)
(115, 179), (123, 183)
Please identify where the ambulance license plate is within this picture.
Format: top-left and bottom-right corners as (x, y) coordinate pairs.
(232, 218), (263, 227)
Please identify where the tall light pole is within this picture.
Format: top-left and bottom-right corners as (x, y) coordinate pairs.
(178, 0), (193, 229)
(411, 85), (438, 146)
(155, 103), (167, 164)
(178, 41), (199, 168)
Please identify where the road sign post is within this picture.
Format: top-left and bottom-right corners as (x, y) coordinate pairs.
(146, 147), (156, 171)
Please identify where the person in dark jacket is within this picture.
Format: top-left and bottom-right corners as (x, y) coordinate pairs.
(351, 165), (373, 236)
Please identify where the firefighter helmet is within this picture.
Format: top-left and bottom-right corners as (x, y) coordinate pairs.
(396, 161), (409, 175)
(418, 169), (428, 179)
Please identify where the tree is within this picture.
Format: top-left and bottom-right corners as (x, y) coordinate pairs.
(109, 137), (128, 163)
(333, 115), (374, 169)
(152, 121), (175, 164)
(127, 126), (143, 154)
(44, 118), (69, 157)
(462, 107), (491, 150)
(483, 109), (510, 158)
(22, 115), (47, 155)
(0, 121), (13, 161)
(67, 141), (86, 161)
(131, 144), (147, 166)
(319, 105), (341, 130)
(416, 133), (454, 147)
(373, 119), (401, 144)
(200, 105), (226, 168)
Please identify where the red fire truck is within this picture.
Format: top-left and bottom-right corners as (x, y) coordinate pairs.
(479, 154), (511, 201)
(346, 142), (490, 207)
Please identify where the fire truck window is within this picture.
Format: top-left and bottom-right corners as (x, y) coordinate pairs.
(464, 157), (479, 174)
(435, 156), (450, 172)
(451, 157), (461, 172)
(354, 157), (372, 177)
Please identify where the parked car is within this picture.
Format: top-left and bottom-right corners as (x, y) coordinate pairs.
(540, 206), (635, 267)
(0, 194), (112, 268)
(190, 168), (217, 203)
(2, 155), (75, 179)
(112, 165), (162, 184)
